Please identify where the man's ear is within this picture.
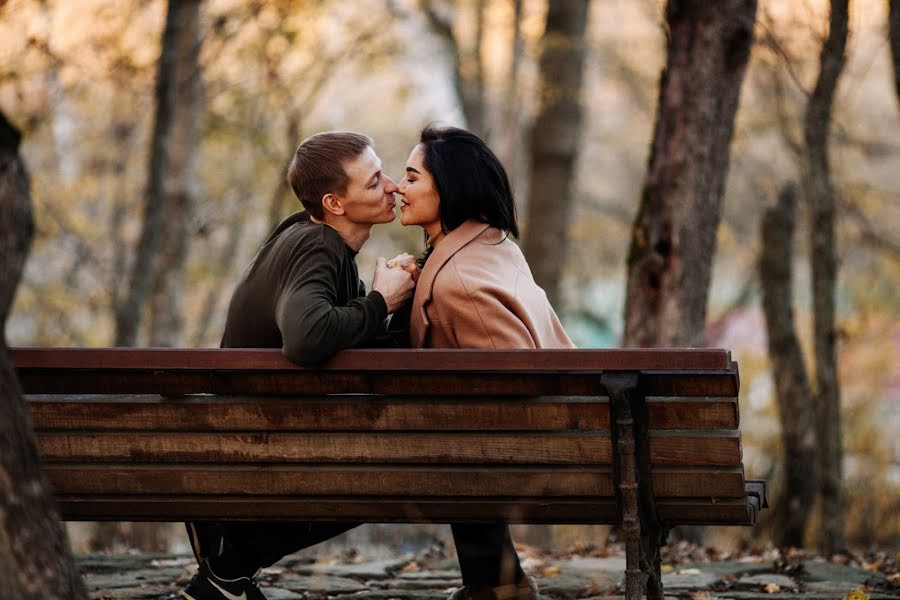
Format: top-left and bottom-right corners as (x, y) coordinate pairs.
(321, 193), (345, 217)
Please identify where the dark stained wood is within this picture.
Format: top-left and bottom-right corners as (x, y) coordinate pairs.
(27, 395), (739, 431)
(28, 396), (609, 431)
(35, 431), (741, 467)
(18, 370), (738, 397)
(45, 465), (615, 497)
(646, 397), (738, 429)
(43, 465), (746, 498)
(35, 432), (614, 465)
(12, 347), (732, 371)
(648, 432), (742, 466)
(54, 496), (754, 525)
(13, 346), (761, 533)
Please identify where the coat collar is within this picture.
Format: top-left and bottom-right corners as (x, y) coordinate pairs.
(410, 219), (492, 348)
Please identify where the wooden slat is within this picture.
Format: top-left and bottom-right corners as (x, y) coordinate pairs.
(28, 396), (609, 431)
(35, 431), (742, 467)
(648, 432), (742, 466)
(54, 496), (754, 525)
(35, 432), (613, 465)
(43, 465), (746, 498)
(18, 369), (737, 397)
(11, 347), (732, 371)
(45, 465), (613, 497)
(646, 397), (738, 429)
(27, 395), (739, 431)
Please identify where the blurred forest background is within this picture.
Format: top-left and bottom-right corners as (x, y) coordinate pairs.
(1, 0), (898, 559)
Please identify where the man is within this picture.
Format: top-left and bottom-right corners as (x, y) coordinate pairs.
(180, 132), (415, 600)
(181, 132), (536, 600)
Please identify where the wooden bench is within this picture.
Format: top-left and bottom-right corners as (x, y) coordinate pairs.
(13, 347), (766, 600)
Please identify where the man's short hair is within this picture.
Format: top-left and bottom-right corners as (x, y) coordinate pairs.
(287, 132), (373, 219)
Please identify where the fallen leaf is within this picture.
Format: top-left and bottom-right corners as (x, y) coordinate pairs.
(661, 564), (674, 573)
(542, 565), (560, 577)
(764, 583), (781, 593)
(843, 589), (870, 600)
(401, 562), (421, 573)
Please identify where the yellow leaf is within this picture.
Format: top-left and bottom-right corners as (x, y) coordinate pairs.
(764, 583), (781, 593)
(661, 564), (674, 573)
(843, 589), (870, 600)
(401, 562), (421, 573)
(543, 566), (560, 577)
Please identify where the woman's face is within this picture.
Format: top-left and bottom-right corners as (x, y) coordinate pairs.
(398, 144), (442, 238)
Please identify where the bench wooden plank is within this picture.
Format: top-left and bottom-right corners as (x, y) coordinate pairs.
(43, 465), (746, 498)
(52, 496), (755, 525)
(17, 370), (739, 397)
(12, 347), (733, 371)
(36, 432), (614, 465)
(27, 395), (739, 431)
(35, 431), (742, 467)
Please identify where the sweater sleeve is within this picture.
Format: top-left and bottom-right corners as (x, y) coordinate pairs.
(441, 263), (536, 350)
(275, 242), (388, 365)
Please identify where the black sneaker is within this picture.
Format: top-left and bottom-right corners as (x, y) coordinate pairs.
(180, 561), (267, 600)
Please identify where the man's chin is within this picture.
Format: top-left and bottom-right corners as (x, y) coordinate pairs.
(376, 211), (397, 224)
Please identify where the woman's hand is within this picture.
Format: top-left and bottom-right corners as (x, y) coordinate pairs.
(387, 253), (420, 282)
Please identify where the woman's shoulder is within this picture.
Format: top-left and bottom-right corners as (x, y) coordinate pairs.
(436, 232), (525, 294)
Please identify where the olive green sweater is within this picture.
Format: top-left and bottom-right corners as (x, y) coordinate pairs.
(221, 212), (388, 365)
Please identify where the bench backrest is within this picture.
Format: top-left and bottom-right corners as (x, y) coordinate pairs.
(14, 348), (759, 525)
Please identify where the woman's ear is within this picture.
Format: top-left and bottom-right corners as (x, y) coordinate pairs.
(321, 193), (345, 217)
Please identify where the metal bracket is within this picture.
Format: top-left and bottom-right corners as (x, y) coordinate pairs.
(602, 372), (666, 600)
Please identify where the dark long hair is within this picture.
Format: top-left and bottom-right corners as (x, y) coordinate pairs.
(418, 125), (519, 238)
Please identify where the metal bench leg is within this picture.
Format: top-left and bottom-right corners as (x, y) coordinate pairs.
(603, 373), (667, 600)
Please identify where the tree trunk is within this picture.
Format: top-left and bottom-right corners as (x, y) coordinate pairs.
(890, 0), (900, 110)
(0, 113), (86, 600)
(461, 0), (487, 137)
(622, 0), (757, 348)
(759, 184), (817, 548)
(148, 0), (204, 347)
(804, 0), (848, 555)
(114, 0), (186, 346)
(496, 0), (526, 195)
(421, 0), (487, 137)
(522, 0), (591, 310)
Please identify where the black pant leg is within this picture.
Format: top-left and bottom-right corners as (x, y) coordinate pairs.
(187, 520), (360, 578)
(451, 523), (525, 586)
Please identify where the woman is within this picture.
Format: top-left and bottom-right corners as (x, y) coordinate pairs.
(395, 125), (574, 600)
(397, 125), (573, 351)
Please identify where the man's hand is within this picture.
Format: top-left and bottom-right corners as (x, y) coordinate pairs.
(387, 253), (420, 282)
(372, 257), (415, 313)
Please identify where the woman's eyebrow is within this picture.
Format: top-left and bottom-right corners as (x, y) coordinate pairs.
(406, 167), (421, 174)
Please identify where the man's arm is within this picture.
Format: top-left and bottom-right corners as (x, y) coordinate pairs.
(275, 244), (387, 365)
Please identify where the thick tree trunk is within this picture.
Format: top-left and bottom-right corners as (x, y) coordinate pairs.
(148, 0), (204, 347)
(804, 0), (848, 555)
(623, 0), (757, 348)
(522, 0), (591, 310)
(421, 0), (487, 137)
(0, 113), (86, 600)
(114, 0), (186, 346)
(759, 185), (818, 548)
(462, 0), (487, 137)
(496, 0), (526, 196)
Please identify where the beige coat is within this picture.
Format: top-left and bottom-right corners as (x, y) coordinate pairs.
(410, 219), (575, 350)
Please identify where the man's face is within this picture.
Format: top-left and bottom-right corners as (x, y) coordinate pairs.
(336, 146), (398, 225)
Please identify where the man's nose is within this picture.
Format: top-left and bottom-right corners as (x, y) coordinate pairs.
(384, 176), (399, 194)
